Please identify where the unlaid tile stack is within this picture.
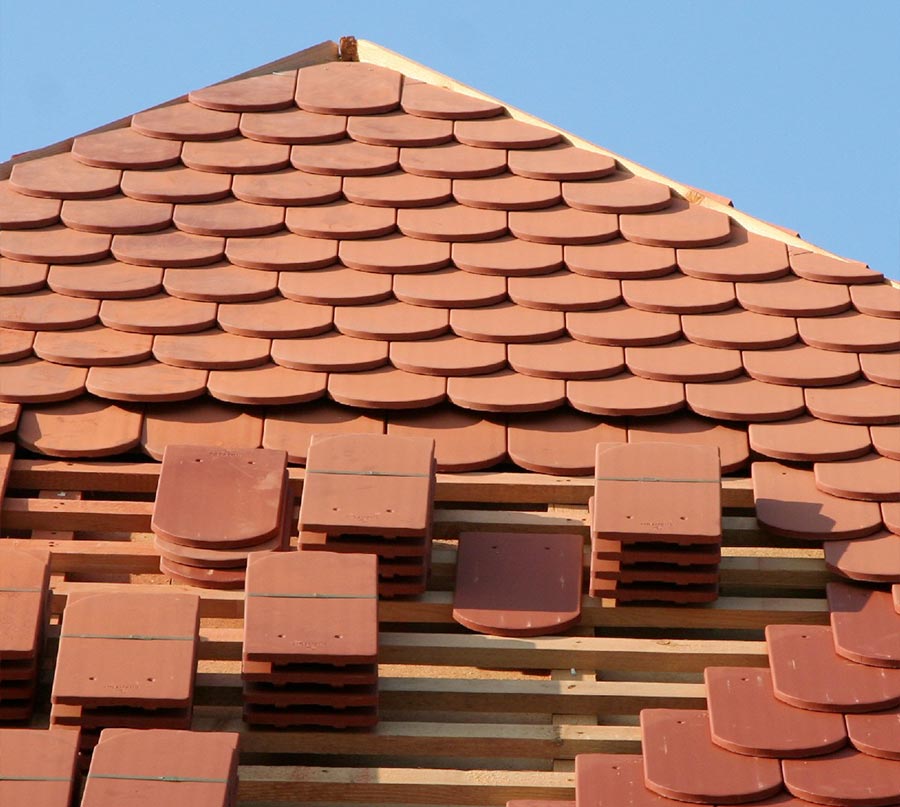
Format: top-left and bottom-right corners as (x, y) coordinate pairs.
(151, 445), (291, 589)
(82, 728), (240, 807)
(50, 591), (200, 759)
(242, 551), (379, 728)
(589, 442), (722, 604)
(298, 433), (436, 597)
(0, 728), (79, 807)
(0, 547), (50, 723)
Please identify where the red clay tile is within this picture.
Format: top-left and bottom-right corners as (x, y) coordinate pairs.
(508, 272), (620, 311)
(0, 225), (111, 264)
(567, 306), (681, 346)
(285, 200), (396, 240)
(72, 128), (182, 169)
(48, 259), (162, 299)
(705, 666), (848, 758)
(566, 238), (677, 279)
(10, 152), (121, 200)
(851, 283), (900, 319)
(687, 376), (805, 421)
(783, 747), (900, 806)
(592, 560), (719, 586)
(451, 302), (565, 342)
(17, 399), (141, 457)
(861, 352), (900, 387)
(232, 170), (342, 206)
(449, 370), (565, 412)
(575, 754), (683, 807)
(60, 196), (172, 235)
(628, 414), (749, 473)
(181, 137), (290, 173)
(0, 257), (48, 293)
(799, 311), (900, 353)
(0, 545), (49, 658)
(241, 108), (347, 144)
(453, 531), (582, 636)
(0, 327), (33, 361)
(280, 264), (392, 305)
(806, 380), (900, 425)
(297, 62), (401, 115)
(291, 140), (399, 176)
(640, 709), (783, 804)
(507, 410), (625, 475)
(189, 73), (297, 112)
(824, 531), (900, 583)
(509, 206), (618, 245)
(749, 416), (871, 462)
(872, 425), (900, 460)
(790, 249), (883, 285)
(453, 237), (563, 277)
(677, 229), (790, 281)
(164, 262), (276, 302)
(569, 373), (685, 416)
(208, 363), (325, 405)
(509, 338), (624, 379)
(33, 325), (152, 366)
(132, 101), (240, 141)
(0, 181), (61, 228)
(737, 275), (852, 317)
(622, 200), (733, 248)
(112, 230), (224, 267)
(508, 144), (616, 181)
(753, 463), (882, 540)
(455, 117), (561, 149)
(0, 289), (98, 330)
(845, 708), (900, 760)
(626, 340), (742, 382)
(174, 198), (285, 237)
(401, 81), (504, 119)
(141, 399), (262, 460)
(348, 111), (453, 146)
(592, 534), (721, 567)
(336, 300), (448, 341)
(394, 268), (506, 308)
(454, 175), (561, 210)
(401, 141), (508, 178)
(87, 361), (207, 402)
(329, 366), (446, 409)
(623, 274), (736, 314)
(218, 297), (332, 338)
(397, 204), (506, 243)
(0, 728), (78, 807)
(682, 309), (798, 350)
(154, 329), (270, 370)
(0, 358), (86, 403)
(100, 293), (216, 334)
(828, 582), (900, 668)
(767, 623), (900, 712)
(743, 342), (860, 387)
(272, 331), (388, 372)
(390, 334), (506, 376)
(343, 171), (452, 207)
(340, 232), (450, 273)
(121, 165), (232, 203)
(263, 401), (383, 463)
(815, 454), (900, 502)
(563, 171), (672, 213)
(227, 232), (338, 271)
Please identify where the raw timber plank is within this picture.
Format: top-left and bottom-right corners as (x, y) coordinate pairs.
(1, 497), (152, 532)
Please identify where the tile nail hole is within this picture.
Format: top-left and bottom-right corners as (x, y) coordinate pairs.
(277, 634), (285, 639)
(679, 516), (686, 520)
(194, 458), (202, 463)
(676, 720), (684, 725)
(88, 676), (95, 680)
(491, 545), (498, 550)
(385, 508), (392, 513)
(334, 634), (342, 639)
(147, 677), (154, 682)
(626, 515), (633, 519)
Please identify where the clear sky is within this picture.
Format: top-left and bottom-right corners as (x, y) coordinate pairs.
(1, 0), (897, 278)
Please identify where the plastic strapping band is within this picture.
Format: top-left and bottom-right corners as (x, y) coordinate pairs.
(60, 634), (195, 641)
(247, 592), (377, 599)
(307, 468), (430, 478)
(594, 475), (719, 484)
(89, 773), (228, 783)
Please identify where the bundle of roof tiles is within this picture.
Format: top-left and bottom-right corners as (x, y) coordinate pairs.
(50, 591), (200, 760)
(298, 432), (436, 597)
(151, 444), (292, 588)
(242, 550), (379, 728)
(0, 547), (50, 723)
(0, 727), (80, 807)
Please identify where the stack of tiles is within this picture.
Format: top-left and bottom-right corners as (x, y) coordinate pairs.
(242, 550), (379, 729)
(0, 728), (79, 807)
(589, 442), (722, 604)
(81, 728), (240, 807)
(151, 445), (291, 589)
(0, 547), (50, 723)
(50, 591), (200, 759)
(298, 433), (436, 597)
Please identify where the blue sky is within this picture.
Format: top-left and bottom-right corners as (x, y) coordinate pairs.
(1, 1), (897, 278)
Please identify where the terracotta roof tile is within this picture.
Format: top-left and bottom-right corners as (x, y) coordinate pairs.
(872, 424), (900, 460)
(749, 416), (872, 462)
(71, 127), (182, 170)
(508, 272), (620, 311)
(569, 374), (684, 416)
(336, 299), (448, 340)
(296, 62), (401, 115)
(799, 311), (900, 352)
(154, 329), (270, 369)
(815, 453), (900, 502)
(806, 380), (900, 425)
(329, 365), (446, 409)
(0, 257), (47, 293)
(677, 229), (790, 282)
(0, 326), (33, 361)
(454, 174), (561, 210)
(209, 363), (325, 404)
(851, 283), (900, 318)
(347, 111), (453, 146)
(845, 708), (900, 760)
(0, 728), (77, 805)
(173, 198), (285, 237)
(453, 237), (563, 277)
(566, 306), (680, 346)
(390, 334), (506, 376)
(827, 582), (900, 668)
(17, 398), (141, 457)
(400, 141), (508, 178)
(563, 171), (672, 213)
(737, 275), (852, 317)
(681, 308), (797, 350)
(626, 340), (742, 383)
(100, 293), (216, 334)
(189, 73), (297, 112)
(393, 267), (506, 308)
(455, 118), (561, 149)
(449, 370), (565, 412)
(343, 171), (452, 207)
(860, 352), (900, 386)
(120, 165), (232, 203)
(10, 152), (121, 199)
(508, 206), (618, 245)
(141, 399), (263, 459)
(240, 107), (346, 144)
(87, 361), (207, 402)
(163, 262), (277, 302)
(0, 181), (61, 228)
(112, 229), (224, 267)
(509, 338), (624, 379)
(233, 170), (341, 206)
(0, 358), (87, 403)
(397, 203), (506, 242)
(686, 377), (805, 421)
(60, 196), (173, 235)
(0, 225), (111, 264)
(131, 101), (240, 140)
(742, 342), (861, 386)
(623, 274), (735, 314)
(783, 748), (900, 804)
(217, 297), (332, 337)
(565, 238), (677, 279)
(281, 264), (392, 305)
(263, 401), (383, 463)
(0, 288), (99, 330)
(824, 531), (900, 583)
(340, 232), (449, 273)
(285, 200), (395, 240)
(627, 414), (748, 473)
(451, 301), (565, 342)
(181, 137), (290, 173)
(789, 248), (883, 284)
(291, 139), (398, 176)
(507, 144), (616, 181)
(271, 331), (387, 372)
(400, 81), (504, 119)
(33, 324), (153, 366)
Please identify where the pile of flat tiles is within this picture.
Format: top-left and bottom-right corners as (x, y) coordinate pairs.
(151, 445), (292, 589)
(573, 580), (900, 807)
(589, 442), (722, 604)
(0, 727), (79, 807)
(298, 433), (436, 597)
(81, 728), (239, 807)
(50, 591), (200, 760)
(0, 547), (50, 723)
(242, 550), (379, 729)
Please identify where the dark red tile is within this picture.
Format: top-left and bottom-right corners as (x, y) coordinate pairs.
(592, 533), (720, 566)
(799, 311), (900, 353)
(401, 81), (504, 119)
(291, 140), (398, 176)
(296, 62), (401, 115)
(743, 342), (860, 387)
(34, 325), (152, 366)
(509, 206), (618, 245)
(705, 666), (847, 757)
(154, 329), (270, 370)
(0, 289), (98, 330)
(141, 399), (263, 460)
(0, 180), (61, 228)
(628, 414), (749, 473)
(72, 128), (182, 170)
(737, 275), (851, 317)
(455, 117), (561, 149)
(576, 754), (687, 807)
(164, 262), (277, 303)
(208, 363), (326, 405)
(87, 361), (207, 402)
(861, 352), (900, 387)
(0, 327), (33, 362)
(272, 331), (388, 372)
(0, 358), (87, 403)
(453, 532), (582, 636)
(340, 232), (450, 273)
(508, 144), (616, 181)
(686, 377), (805, 421)
(567, 305), (681, 346)
(828, 582), (900, 668)
(623, 274), (736, 314)
(851, 283), (900, 319)
(181, 138), (290, 173)
(453, 237), (563, 277)
(112, 230), (224, 267)
(872, 425), (900, 460)
(344, 171), (452, 208)
(563, 171), (671, 213)
(401, 142), (507, 178)
(678, 229), (790, 281)
(10, 152), (121, 200)
(232, 169), (342, 206)
(806, 380), (900, 425)
(640, 709), (783, 804)
(815, 454), (900, 502)
(592, 559), (719, 585)
(348, 111), (453, 146)
(451, 302), (565, 342)
(0, 729), (78, 807)
(454, 175), (561, 211)
(790, 249), (883, 285)
(0, 545), (49, 659)
(281, 264), (392, 305)
(336, 299), (448, 341)
(824, 531), (900, 583)
(510, 338), (625, 379)
(754, 463), (882, 540)
(566, 238), (676, 279)
(682, 308), (797, 349)
(329, 366), (446, 409)
(218, 297), (332, 338)
(508, 272), (620, 311)
(100, 294), (216, 334)
(448, 370), (565, 412)
(0, 257), (48, 293)
(121, 165), (231, 203)
(390, 334), (506, 376)
(0, 225), (111, 264)
(626, 340), (742, 382)
(174, 198), (284, 237)
(189, 73), (297, 111)
(845, 707), (900, 760)
(17, 398), (141, 457)
(782, 747), (900, 806)
(397, 203), (506, 242)
(241, 108), (347, 144)
(749, 416), (871, 462)
(569, 373), (685, 417)
(132, 101), (240, 140)
(393, 268), (507, 308)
